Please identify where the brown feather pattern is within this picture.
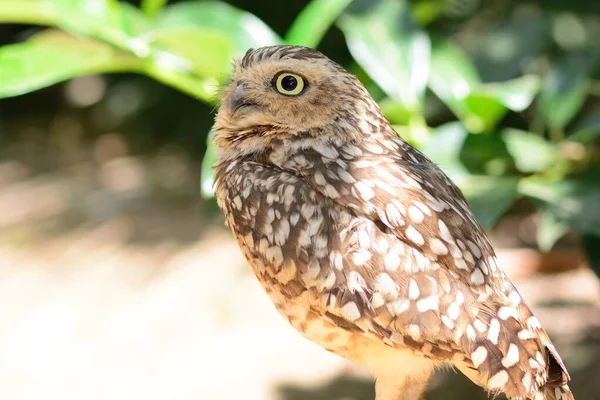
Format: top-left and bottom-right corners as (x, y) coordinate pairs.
(213, 45), (573, 400)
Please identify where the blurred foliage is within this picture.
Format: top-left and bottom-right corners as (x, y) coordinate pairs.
(1, 0), (600, 275)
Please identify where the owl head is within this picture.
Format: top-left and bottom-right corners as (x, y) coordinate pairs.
(214, 45), (380, 158)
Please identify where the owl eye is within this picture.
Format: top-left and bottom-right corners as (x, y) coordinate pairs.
(274, 72), (306, 96)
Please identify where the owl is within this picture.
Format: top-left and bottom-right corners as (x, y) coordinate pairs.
(212, 45), (573, 400)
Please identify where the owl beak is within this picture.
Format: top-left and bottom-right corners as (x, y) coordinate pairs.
(227, 83), (257, 115)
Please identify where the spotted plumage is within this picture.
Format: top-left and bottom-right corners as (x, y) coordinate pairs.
(213, 45), (573, 400)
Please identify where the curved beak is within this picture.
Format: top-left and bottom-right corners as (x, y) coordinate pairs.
(227, 83), (257, 115)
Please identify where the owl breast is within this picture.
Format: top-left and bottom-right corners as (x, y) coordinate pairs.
(215, 158), (361, 357)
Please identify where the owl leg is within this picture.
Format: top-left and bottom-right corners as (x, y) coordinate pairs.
(374, 369), (434, 400)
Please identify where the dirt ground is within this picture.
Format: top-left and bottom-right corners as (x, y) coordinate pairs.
(1, 149), (599, 400)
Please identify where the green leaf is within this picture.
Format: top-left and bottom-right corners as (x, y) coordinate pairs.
(568, 104), (600, 143)
(0, 30), (140, 99)
(285, 0), (352, 48)
(502, 128), (558, 173)
(141, 0), (168, 18)
(460, 176), (520, 229)
(582, 235), (600, 279)
(155, 1), (282, 56)
(520, 171), (600, 237)
(539, 53), (594, 131)
(460, 133), (513, 176)
(200, 130), (218, 199)
(145, 28), (234, 80)
(429, 41), (540, 132)
(420, 122), (470, 182)
(0, 0), (59, 26)
(536, 211), (570, 252)
(339, 0), (431, 112)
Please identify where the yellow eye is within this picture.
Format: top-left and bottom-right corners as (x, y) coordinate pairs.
(274, 72), (305, 96)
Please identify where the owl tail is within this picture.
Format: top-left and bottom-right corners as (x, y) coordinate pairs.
(536, 384), (574, 400)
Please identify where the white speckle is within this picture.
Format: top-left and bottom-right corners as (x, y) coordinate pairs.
(316, 142), (339, 159)
(508, 291), (521, 306)
(405, 226), (424, 245)
(430, 239), (448, 255)
(386, 203), (405, 227)
(488, 370), (509, 389)
(408, 279), (420, 299)
(463, 250), (474, 264)
(290, 213), (300, 226)
(366, 142), (384, 154)
(466, 240), (482, 258)
(416, 296), (438, 312)
(470, 268), (485, 285)
(330, 251), (344, 270)
(438, 220), (454, 242)
(266, 246), (283, 266)
(474, 319), (487, 333)
(233, 195), (242, 210)
(447, 302), (460, 320)
(384, 253), (400, 271)
(324, 184), (340, 198)
(472, 346), (488, 368)
(441, 315), (455, 329)
(358, 229), (371, 249)
(456, 291), (464, 305)
(343, 144), (363, 157)
(341, 301), (361, 321)
(502, 344), (520, 368)
(527, 316), (541, 330)
(498, 306), (518, 320)
(518, 329), (535, 340)
(413, 200), (432, 216)
(466, 324), (476, 340)
(338, 168), (355, 183)
(314, 172), (326, 186)
(408, 324), (421, 339)
(522, 372), (532, 391)
(487, 318), (500, 344)
(371, 293), (385, 308)
(352, 249), (372, 265)
(408, 206), (424, 223)
(354, 180), (375, 201)
(307, 259), (320, 279)
(390, 299), (410, 315)
(455, 258), (469, 270)
(376, 273), (398, 299)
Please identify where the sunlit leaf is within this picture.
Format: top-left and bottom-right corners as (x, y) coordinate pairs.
(339, 0), (431, 112)
(141, 0), (168, 18)
(200, 130), (218, 199)
(430, 41), (540, 132)
(285, 0), (352, 48)
(502, 128), (558, 173)
(155, 1), (282, 56)
(0, 30), (139, 99)
(146, 28), (234, 80)
(539, 53), (594, 131)
(460, 176), (520, 229)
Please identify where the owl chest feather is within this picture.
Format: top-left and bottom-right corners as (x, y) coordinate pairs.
(215, 158), (361, 353)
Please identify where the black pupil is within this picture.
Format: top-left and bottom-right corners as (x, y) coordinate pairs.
(281, 75), (298, 91)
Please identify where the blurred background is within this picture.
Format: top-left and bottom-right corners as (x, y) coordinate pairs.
(1, 0), (600, 399)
